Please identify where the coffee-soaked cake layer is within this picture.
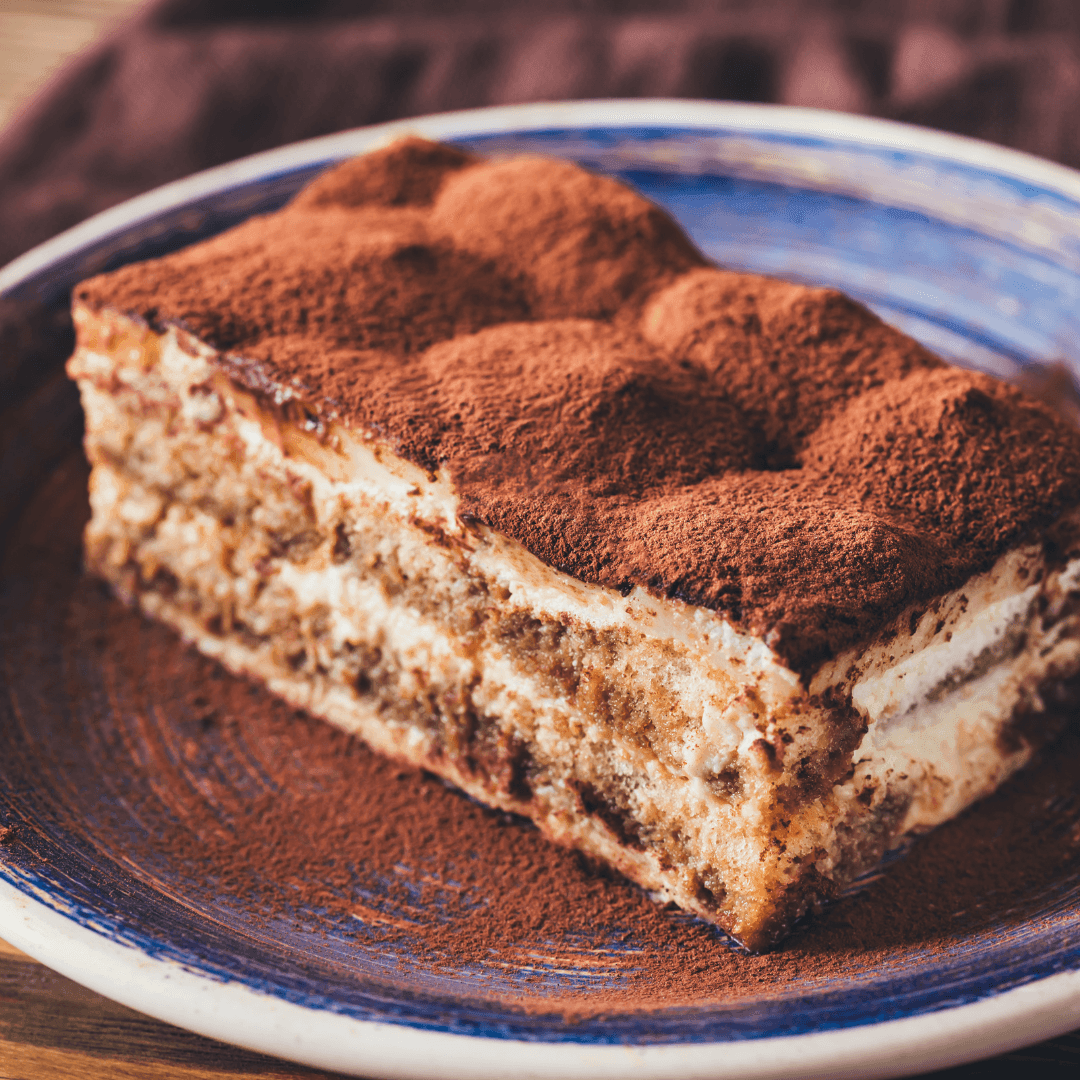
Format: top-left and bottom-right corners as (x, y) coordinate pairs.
(68, 300), (1080, 950)
(73, 138), (1080, 675)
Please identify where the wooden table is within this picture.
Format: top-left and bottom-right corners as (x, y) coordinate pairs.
(0, 936), (344, 1079)
(0, 0), (142, 130)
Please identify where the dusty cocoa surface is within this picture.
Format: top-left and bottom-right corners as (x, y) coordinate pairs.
(74, 139), (1080, 673)
(4, 454), (1080, 1016)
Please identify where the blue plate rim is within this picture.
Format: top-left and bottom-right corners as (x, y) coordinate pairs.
(8, 98), (1080, 295)
(5, 99), (1080, 1077)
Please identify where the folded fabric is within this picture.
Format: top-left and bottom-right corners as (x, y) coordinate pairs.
(2, 0), (1080, 269)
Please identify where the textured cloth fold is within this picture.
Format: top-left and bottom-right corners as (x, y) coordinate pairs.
(2, 1), (1080, 267)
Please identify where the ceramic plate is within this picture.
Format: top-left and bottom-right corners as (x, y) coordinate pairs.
(3, 101), (1080, 1080)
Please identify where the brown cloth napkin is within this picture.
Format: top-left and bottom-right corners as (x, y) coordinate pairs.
(3, 0), (1080, 270)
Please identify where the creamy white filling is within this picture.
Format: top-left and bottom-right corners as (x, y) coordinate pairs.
(843, 635), (1076, 835)
(841, 554), (1080, 832)
(853, 584), (1041, 726)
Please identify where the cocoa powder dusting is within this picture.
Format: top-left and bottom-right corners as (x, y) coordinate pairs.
(4, 456), (1080, 1018)
(74, 138), (1080, 673)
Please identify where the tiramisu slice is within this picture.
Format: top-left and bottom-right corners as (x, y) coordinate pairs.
(66, 138), (1080, 950)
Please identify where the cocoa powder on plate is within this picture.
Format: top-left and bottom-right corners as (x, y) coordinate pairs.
(4, 458), (1075, 1016)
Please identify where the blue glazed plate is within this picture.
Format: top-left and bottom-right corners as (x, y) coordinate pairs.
(2, 101), (1080, 1079)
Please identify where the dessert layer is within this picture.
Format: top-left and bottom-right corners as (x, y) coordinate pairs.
(72, 138), (1080, 673)
(67, 307), (1080, 949)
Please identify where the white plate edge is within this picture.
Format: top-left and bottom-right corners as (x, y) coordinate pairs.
(1, 876), (1079, 1080)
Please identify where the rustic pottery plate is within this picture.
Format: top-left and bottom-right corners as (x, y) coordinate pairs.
(2, 101), (1080, 1080)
